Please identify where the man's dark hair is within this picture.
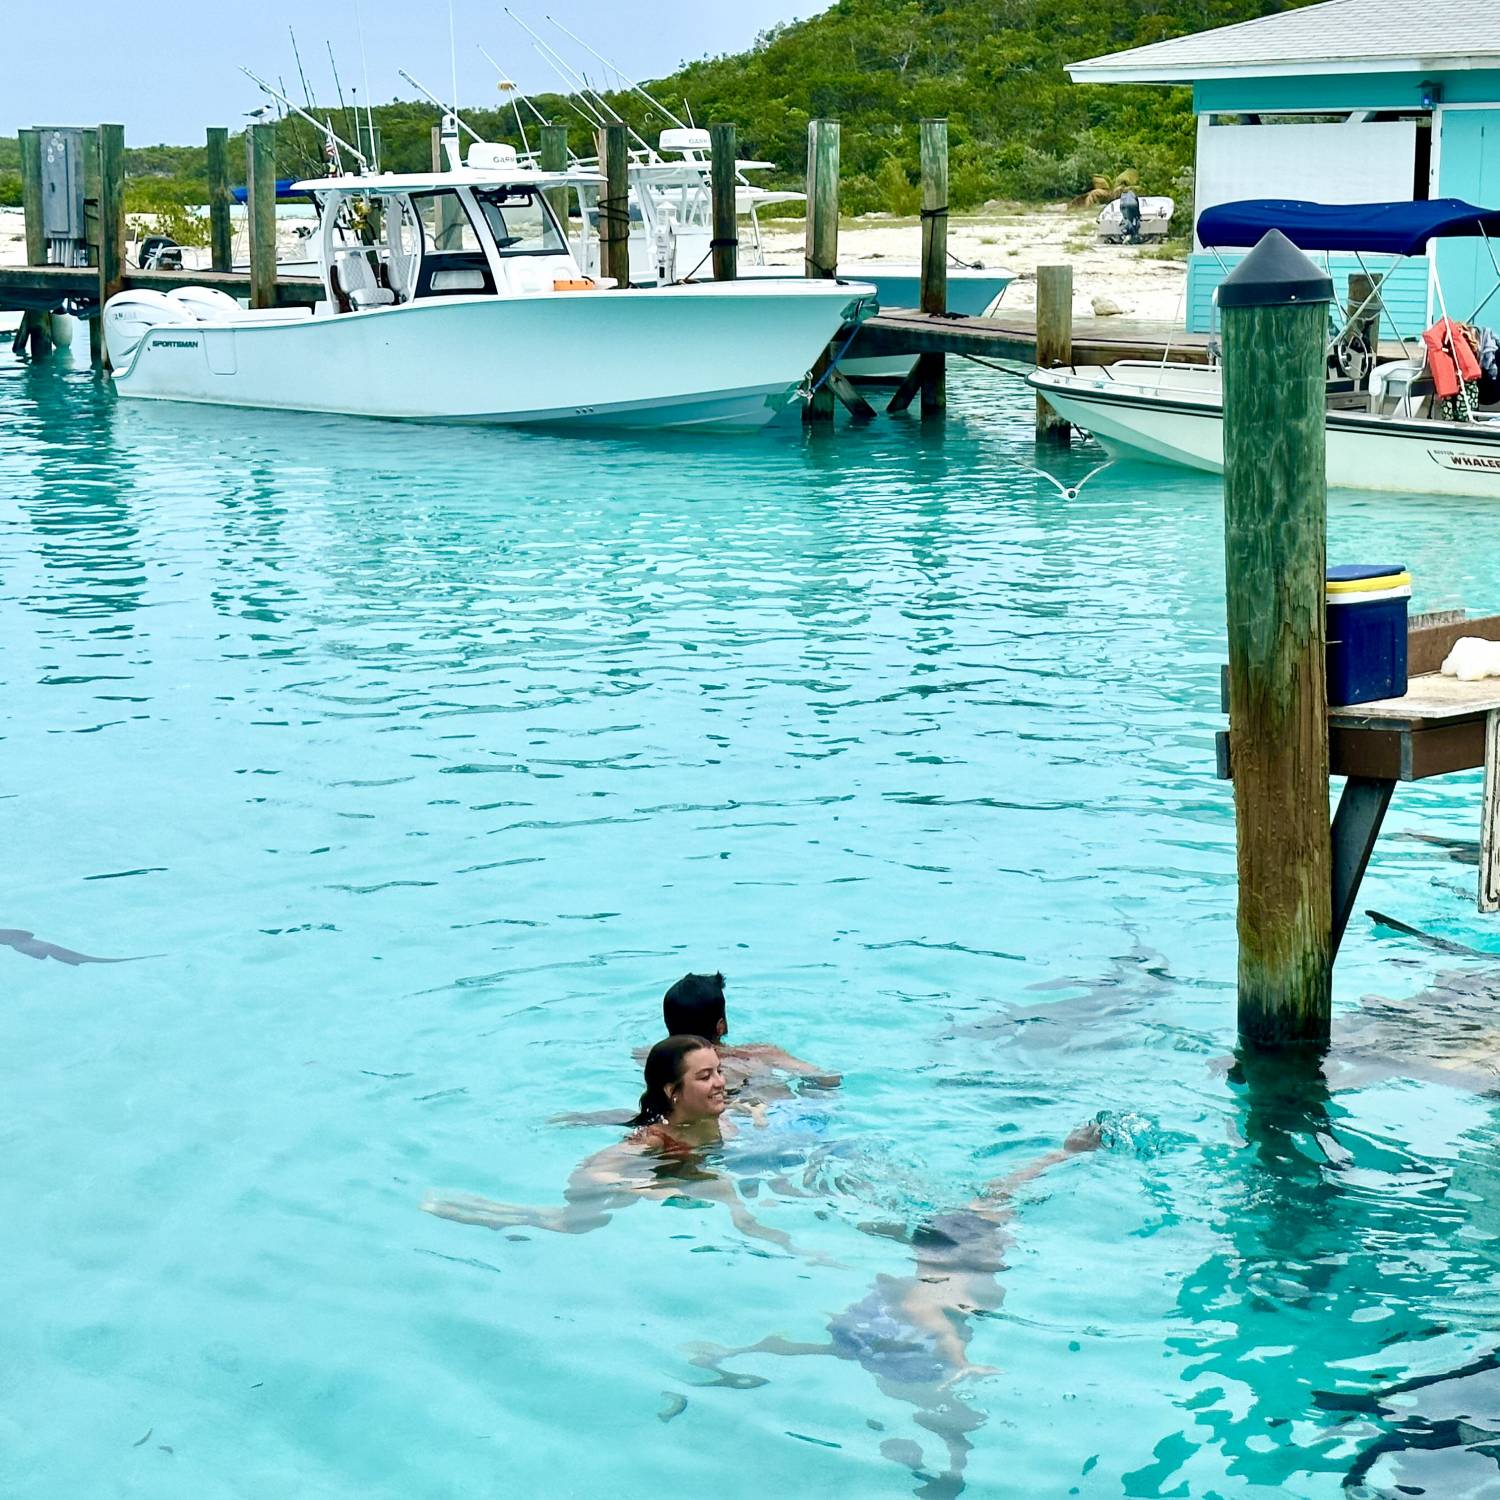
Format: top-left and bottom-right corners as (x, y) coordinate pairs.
(663, 971), (727, 1038)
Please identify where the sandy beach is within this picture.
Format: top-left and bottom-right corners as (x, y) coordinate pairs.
(0, 201), (1186, 322)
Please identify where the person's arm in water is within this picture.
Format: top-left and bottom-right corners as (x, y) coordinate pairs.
(966, 1122), (1102, 1224)
(725, 1043), (842, 1089)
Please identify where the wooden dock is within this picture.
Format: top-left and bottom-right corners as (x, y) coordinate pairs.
(848, 308), (1212, 368)
(0, 265), (320, 315)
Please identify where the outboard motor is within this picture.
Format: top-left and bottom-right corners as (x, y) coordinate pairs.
(102, 289), (195, 366)
(138, 234), (183, 270)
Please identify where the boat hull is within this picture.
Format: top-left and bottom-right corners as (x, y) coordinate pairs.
(110, 281), (872, 431)
(1029, 364), (1500, 499)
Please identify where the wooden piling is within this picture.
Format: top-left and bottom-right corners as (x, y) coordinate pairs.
(19, 130), (45, 266)
(598, 123), (630, 288)
(246, 122), (277, 310)
(1035, 264), (1073, 442)
(1220, 229), (1335, 1048)
(917, 118), (948, 418)
(803, 119), (841, 426)
(95, 124), (126, 370)
(539, 123), (570, 243)
(206, 127), (232, 273)
(710, 123), (738, 282)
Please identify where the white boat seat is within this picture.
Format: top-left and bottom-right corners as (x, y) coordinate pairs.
(335, 250), (396, 310)
(430, 268), (487, 292)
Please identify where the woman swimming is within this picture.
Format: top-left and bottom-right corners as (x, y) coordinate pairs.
(423, 1035), (798, 1252)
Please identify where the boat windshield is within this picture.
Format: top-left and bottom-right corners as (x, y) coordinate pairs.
(473, 188), (566, 256)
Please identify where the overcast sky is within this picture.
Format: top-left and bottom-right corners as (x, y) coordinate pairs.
(5, 1), (827, 145)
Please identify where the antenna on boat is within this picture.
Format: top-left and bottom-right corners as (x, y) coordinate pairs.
(684, 98), (695, 128)
(240, 66), (369, 172)
(544, 14), (685, 131)
(398, 68), (486, 143)
(448, 0), (460, 115)
(354, 0), (379, 172)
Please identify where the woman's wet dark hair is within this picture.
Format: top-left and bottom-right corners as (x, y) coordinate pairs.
(630, 1034), (716, 1127)
(662, 971), (726, 1038)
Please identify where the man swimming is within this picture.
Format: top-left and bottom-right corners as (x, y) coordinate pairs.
(663, 971), (841, 1094)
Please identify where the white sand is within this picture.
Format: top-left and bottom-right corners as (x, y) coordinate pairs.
(1, 202), (1188, 321)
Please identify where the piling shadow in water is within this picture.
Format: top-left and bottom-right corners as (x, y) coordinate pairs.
(0, 927), (141, 966)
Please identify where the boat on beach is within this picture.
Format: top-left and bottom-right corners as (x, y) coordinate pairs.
(102, 143), (874, 431)
(1028, 199), (1500, 497)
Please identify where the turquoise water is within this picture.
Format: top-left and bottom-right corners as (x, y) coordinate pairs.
(6, 352), (1500, 1499)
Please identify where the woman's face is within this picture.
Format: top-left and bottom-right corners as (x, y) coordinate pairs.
(669, 1047), (727, 1121)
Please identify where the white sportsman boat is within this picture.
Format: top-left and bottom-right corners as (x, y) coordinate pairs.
(103, 143), (874, 431)
(1029, 199), (1500, 499)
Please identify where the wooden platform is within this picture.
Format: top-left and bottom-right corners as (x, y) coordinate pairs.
(847, 309), (1213, 368)
(0, 265), (321, 313)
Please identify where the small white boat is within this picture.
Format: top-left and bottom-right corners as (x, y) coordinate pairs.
(103, 143), (873, 431)
(1096, 196), (1174, 244)
(1031, 198), (1500, 498)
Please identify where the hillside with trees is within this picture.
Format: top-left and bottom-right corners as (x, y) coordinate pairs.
(1, 0), (1320, 215)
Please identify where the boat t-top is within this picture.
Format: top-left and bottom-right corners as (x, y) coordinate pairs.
(102, 139), (875, 431)
(1028, 198), (1500, 498)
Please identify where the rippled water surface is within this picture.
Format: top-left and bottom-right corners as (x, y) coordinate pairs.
(8, 353), (1500, 1499)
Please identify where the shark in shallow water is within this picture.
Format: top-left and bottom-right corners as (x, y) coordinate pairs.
(0, 928), (134, 965)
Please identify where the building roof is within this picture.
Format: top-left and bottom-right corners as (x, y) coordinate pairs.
(1069, 0), (1500, 84)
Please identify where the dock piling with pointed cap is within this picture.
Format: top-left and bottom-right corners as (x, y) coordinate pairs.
(710, 122), (738, 282)
(598, 123), (631, 288)
(803, 119), (841, 426)
(918, 118), (948, 417)
(1220, 228), (1336, 1049)
(206, 127), (233, 273)
(246, 122), (277, 310)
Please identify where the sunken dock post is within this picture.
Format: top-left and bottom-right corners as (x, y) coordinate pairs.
(1035, 265), (1073, 443)
(539, 123), (569, 242)
(918, 117), (948, 417)
(803, 118), (841, 426)
(1220, 230), (1335, 1048)
(96, 124), (126, 370)
(206, 127), (232, 273)
(598, 123), (631, 288)
(710, 122), (738, 281)
(246, 122), (277, 310)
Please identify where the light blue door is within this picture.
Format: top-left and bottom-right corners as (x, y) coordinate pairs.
(1436, 109), (1500, 324)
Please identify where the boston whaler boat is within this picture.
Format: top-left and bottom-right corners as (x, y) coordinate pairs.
(1028, 199), (1500, 498)
(102, 140), (874, 430)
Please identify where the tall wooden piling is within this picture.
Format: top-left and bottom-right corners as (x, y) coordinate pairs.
(18, 130), (45, 266)
(539, 123), (570, 242)
(96, 124), (126, 369)
(598, 123), (630, 288)
(246, 122), (277, 310)
(710, 123), (738, 281)
(1035, 265), (1073, 442)
(206, 127), (232, 272)
(803, 119), (841, 426)
(1220, 229), (1335, 1049)
(918, 118), (948, 418)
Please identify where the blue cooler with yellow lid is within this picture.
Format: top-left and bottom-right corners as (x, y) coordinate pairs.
(1326, 564), (1410, 706)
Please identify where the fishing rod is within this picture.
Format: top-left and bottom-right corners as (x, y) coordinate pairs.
(506, 9), (657, 159)
(544, 14), (685, 131)
(240, 66), (368, 172)
(289, 27), (315, 111)
(327, 41), (357, 160)
(399, 68), (485, 142)
(354, 0), (379, 172)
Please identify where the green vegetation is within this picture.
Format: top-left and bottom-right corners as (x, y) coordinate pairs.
(0, 0), (1316, 217)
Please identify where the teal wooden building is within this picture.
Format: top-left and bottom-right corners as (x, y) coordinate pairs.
(1070, 3), (1500, 336)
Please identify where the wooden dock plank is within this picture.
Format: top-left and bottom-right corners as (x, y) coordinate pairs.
(846, 309), (1214, 367)
(0, 265), (321, 310)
